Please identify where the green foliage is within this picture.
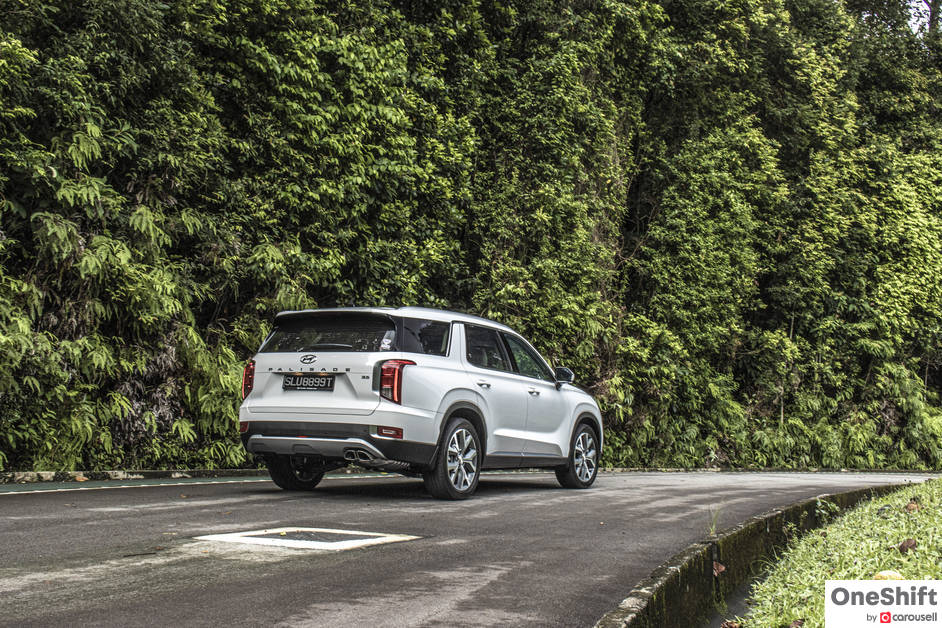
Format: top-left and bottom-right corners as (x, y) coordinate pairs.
(0, 0), (940, 470)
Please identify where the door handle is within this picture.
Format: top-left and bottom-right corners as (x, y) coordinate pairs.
(476, 380), (491, 389)
(528, 388), (540, 396)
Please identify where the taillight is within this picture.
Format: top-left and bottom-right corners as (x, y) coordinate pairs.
(241, 360), (255, 400)
(379, 359), (415, 404)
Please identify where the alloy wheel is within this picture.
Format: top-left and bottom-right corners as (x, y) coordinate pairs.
(574, 430), (597, 483)
(446, 428), (478, 491)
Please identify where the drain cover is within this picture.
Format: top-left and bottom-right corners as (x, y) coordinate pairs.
(254, 530), (378, 543)
(195, 527), (419, 550)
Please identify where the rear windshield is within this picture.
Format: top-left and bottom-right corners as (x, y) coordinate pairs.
(259, 313), (451, 355)
(260, 313), (396, 353)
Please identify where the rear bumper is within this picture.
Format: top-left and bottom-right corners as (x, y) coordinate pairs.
(246, 435), (384, 458)
(241, 421), (436, 466)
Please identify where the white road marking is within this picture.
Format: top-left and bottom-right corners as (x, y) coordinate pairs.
(196, 527), (419, 550)
(0, 474), (392, 496)
(0, 479), (272, 495)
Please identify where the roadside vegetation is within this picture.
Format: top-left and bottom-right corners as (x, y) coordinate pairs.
(0, 0), (940, 470)
(734, 479), (942, 627)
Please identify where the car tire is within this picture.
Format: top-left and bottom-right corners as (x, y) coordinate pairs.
(556, 423), (599, 489)
(266, 455), (325, 491)
(423, 418), (481, 500)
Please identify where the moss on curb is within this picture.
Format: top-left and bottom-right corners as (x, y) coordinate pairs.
(595, 483), (916, 627)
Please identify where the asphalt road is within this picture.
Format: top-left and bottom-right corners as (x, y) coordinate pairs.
(0, 471), (931, 627)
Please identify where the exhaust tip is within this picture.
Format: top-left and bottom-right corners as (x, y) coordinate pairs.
(343, 450), (357, 461)
(356, 450), (374, 462)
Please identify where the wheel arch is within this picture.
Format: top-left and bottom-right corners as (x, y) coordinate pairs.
(432, 401), (488, 468)
(441, 401), (487, 450)
(571, 410), (603, 454)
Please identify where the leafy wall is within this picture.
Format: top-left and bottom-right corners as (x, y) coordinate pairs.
(1, 0), (940, 470)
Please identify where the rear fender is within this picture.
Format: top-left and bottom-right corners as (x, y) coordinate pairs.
(428, 398), (489, 470)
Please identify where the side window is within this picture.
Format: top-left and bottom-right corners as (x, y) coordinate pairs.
(465, 325), (511, 372)
(502, 334), (554, 381)
(400, 318), (450, 356)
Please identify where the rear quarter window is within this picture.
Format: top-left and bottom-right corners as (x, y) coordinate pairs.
(400, 318), (450, 356)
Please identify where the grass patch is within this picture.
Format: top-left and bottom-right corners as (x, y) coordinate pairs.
(735, 479), (942, 627)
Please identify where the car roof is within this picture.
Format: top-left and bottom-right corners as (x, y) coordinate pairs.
(272, 306), (515, 332)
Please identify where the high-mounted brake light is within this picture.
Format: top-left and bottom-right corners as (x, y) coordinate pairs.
(379, 359), (415, 404)
(241, 360), (255, 400)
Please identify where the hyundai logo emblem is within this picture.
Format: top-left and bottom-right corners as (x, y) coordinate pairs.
(299, 354), (318, 364)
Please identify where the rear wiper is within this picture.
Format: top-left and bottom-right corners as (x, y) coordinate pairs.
(303, 343), (353, 350)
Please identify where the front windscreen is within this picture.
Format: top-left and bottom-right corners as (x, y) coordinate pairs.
(260, 313), (397, 353)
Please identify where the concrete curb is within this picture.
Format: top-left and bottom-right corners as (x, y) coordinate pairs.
(594, 482), (917, 627)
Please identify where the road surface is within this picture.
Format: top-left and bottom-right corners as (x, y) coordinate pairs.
(0, 471), (930, 627)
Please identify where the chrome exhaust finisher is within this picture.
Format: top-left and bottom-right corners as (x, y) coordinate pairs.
(342, 448), (375, 462)
(345, 447), (412, 472)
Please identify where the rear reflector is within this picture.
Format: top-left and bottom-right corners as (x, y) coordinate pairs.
(239, 422), (249, 433)
(377, 426), (403, 439)
(241, 360), (255, 400)
(378, 359), (415, 404)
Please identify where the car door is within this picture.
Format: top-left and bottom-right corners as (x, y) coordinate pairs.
(501, 333), (569, 459)
(462, 324), (528, 460)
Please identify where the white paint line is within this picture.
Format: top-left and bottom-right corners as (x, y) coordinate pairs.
(0, 479), (272, 495)
(0, 474), (394, 496)
(195, 526), (419, 550)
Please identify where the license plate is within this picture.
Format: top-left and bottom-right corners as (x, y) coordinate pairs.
(282, 373), (335, 391)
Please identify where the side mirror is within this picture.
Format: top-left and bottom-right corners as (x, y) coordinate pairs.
(554, 366), (575, 389)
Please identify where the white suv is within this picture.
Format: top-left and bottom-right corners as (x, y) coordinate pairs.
(238, 307), (602, 499)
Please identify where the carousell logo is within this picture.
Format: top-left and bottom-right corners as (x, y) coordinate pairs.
(825, 581), (941, 627)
